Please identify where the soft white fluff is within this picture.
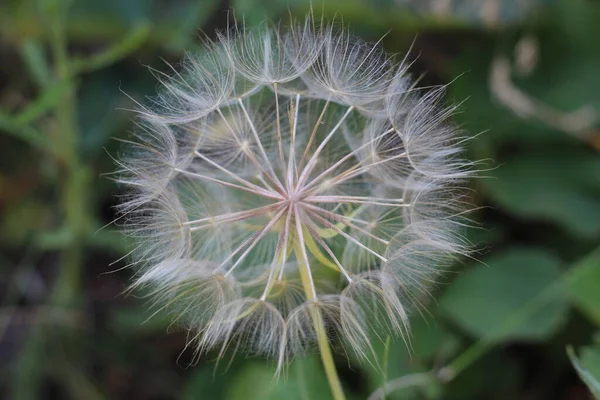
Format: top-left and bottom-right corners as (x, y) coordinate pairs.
(117, 15), (473, 372)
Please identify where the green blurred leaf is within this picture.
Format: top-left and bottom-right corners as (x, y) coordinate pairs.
(77, 70), (122, 156)
(448, 0), (600, 151)
(0, 199), (51, 245)
(233, 0), (289, 24)
(395, 0), (549, 26)
(183, 365), (227, 400)
(226, 356), (331, 400)
(164, 0), (216, 51)
(71, 0), (153, 24)
(409, 318), (460, 361)
(361, 317), (458, 400)
(568, 248), (600, 326)
(552, 0), (600, 56)
(568, 334), (600, 399)
(482, 149), (600, 237)
(443, 351), (522, 400)
(109, 305), (171, 334)
(439, 248), (568, 340)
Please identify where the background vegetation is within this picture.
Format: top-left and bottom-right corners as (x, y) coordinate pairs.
(1, 0), (599, 398)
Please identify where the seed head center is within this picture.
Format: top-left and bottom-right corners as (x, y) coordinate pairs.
(284, 185), (307, 208)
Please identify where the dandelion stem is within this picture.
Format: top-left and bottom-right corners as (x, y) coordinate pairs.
(294, 236), (346, 400)
(293, 206), (317, 300)
(315, 309), (346, 400)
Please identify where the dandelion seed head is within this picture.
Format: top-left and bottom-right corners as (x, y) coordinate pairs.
(118, 15), (473, 371)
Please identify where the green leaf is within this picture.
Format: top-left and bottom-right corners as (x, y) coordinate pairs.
(395, 0), (549, 27)
(71, 0), (153, 24)
(443, 351), (523, 400)
(77, 70), (123, 157)
(567, 334), (600, 399)
(409, 317), (460, 361)
(232, 0), (289, 24)
(163, 0), (216, 51)
(447, 0), (600, 150)
(482, 149), (600, 237)
(183, 365), (226, 400)
(226, 356), (331, 400)
(108, 305), (171, 334)
(361, 317), (458, 399)
(567, 248), (600, 326)
(439, 248), (568, 341)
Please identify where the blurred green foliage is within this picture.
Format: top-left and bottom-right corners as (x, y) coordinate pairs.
(568, 334), (600, 399)
(1, 0), (599, 399)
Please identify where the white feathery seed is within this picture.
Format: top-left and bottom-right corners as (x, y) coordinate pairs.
(116, 15), (473, 371)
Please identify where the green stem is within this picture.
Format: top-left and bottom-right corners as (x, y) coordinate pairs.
(315, 312), (346, 400)
(69, 22), (151, 75)
(49, 0), (85, 307)
(368, 372), (433, 400)
(0, 112), (50, 151)
(11, 3), (87, 397)
(295, 243), (346, 400)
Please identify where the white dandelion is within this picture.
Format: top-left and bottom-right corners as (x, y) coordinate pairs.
(117, 15), (472, 400)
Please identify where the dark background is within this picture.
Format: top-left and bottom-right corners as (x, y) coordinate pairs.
(1, 0), (599, 399)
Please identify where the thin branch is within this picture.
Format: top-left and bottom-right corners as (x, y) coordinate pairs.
(194, 150), (279, 196)
(175, 168), (283, 200)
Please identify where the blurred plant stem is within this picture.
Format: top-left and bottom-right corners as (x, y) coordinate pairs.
(69, 22), (151, 75)
(12, 1), (86, 398)
(8, 1), (149, 398)
(49, 0), (86, 307)
(0, 112), (49, 152)
(368, 372), (433, 400)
